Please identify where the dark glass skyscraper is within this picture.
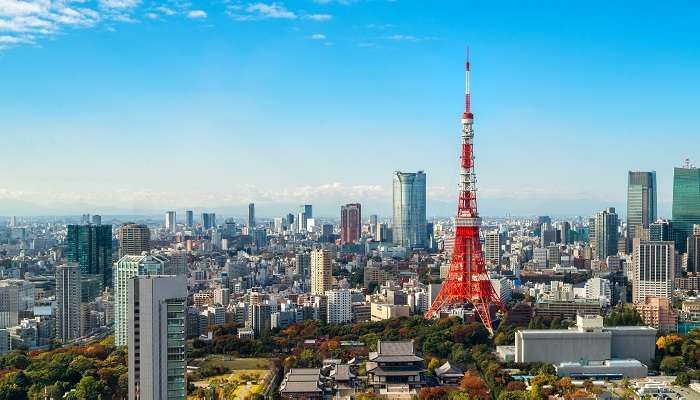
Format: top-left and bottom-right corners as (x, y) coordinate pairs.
(627, 171), (657, 240)
(66, 224), (113, 286)
(672, 166), (700, 253)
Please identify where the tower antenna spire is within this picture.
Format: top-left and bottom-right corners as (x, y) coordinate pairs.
(464, 47), (472, 118)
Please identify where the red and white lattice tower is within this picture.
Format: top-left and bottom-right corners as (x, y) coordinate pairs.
(425, 50), (507, 334)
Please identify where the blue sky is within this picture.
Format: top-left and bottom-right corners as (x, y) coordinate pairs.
(1, 0), (699, 218)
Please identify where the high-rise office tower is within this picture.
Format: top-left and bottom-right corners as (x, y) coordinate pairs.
(593, 208), (619, 260)
(8, 216), (16, 227)
(484, 231), (501, 265)
(118, 223), (150, 258)
(672, 162), (700, 253)
(0, 279), (34, 328)
(340, 203), (362, 244)
(311, 249), (331, 295)
(369, 214), (378, 226)
(185, 210), (194, 228)
(81, 214), (91, 224)
(295, 252), (310, 277)
(201, 212), (216, 230)
(91, 214), (102, 225)
(164, 211), (176, 232)
(66, 224), (113, 286)
(688, 225), (700, 274)
(632, 238), (675, 303)
(56, 264), (81, 343)
(325, 289), (351, 324)
(300, 204), (313, 219)
(113, 254), (168, 346)
(248, 203), (256, 227)
(128, 275), (187, 400)
(249, 303), (272, 337)
(650, 219), (673, 241)
(392, 171), (427, 249)
(627, 171), (658, 241)
(557, 221), (571, 244)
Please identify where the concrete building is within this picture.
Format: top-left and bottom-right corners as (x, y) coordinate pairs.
(113, 254), (167, 346)
(593, 207), (619, 260)
(635, 296), (678, 333)
(484, 231), (501, 265)
(0, 279), (34, 329)
(515, 315), (656, 365)
(128, 275), (187, 400)
(326, 289), (351, 325)
(341, 203), (362, 244)
(118, 223), (150, 258)
(0, 329), (9, 355)
(632, 239), (675, 303)
(584, 277), (612, 306)
(534, 298), (602, 320)
(311, 249), (331, 295)
(556, 359), (647, 379)
(370, 302), (410, 321)
(55, 264), (81, 343)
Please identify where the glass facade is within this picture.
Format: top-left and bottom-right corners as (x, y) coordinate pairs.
(594, 207), (618, 260)
(392, 171), (427, 249)
(672, 167), (700, 253)
(627, 171), (657, 239)
(166, 299), (186, 400)
(66, 224), (113, 286)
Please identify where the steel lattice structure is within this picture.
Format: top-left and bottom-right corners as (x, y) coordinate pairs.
(424, 51), (507, 334)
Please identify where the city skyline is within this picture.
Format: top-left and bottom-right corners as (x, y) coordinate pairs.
(2, 1), (700, 216)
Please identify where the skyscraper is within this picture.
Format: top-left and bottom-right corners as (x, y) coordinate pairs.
(688, 225), (700, 274)
(201, 212), (216, 230)
(185, 210), (194, 228)
(300, 204), (313, 219)
(632, 238), (675, 303)
(650, 219), (673, 241)
(118, 223), (150, 258)
(113, 254), (167, 346)
(593, 208), (619, 260)
(248, 203), (256, 227)
(128, 275), (187, 400)
(56, 264), (81, 343)
(340, 203), (362, 244)
(0, 279), (34, 329)
(672, 163), (700, 253)
(627, 171), (657, 240)
(91, 214), (102, 225)
(311, 249), (331, 295)
(164, 211), (176, 232)
(66, 224), (112, 286)
(392, 171), (427, 249)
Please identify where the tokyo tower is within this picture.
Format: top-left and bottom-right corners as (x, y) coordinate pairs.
(424, 51), (507, 334)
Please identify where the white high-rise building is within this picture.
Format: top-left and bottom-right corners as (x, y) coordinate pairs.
(632, 239), (675, 303)
(165, 211), (176, 232)
(392, 171), (427, 249)
(326, 289), (351, 324)
(311, 249), (331, 295)
(128, 275), (187, 400)
(0, 279), (34, 328)
(484, 231), (501, 265)
(56, 264), (82, 343)
(584, 277), (612, 306)
(113, 254), (167, 346)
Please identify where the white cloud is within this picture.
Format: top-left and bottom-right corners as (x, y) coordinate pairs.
(305, 13), (331, 21)
(155, 6), (176, 16)
(385, 34), (417, 41)
(229, 2), (297, 20)
(99, 0), (141, 10)
(186, 9), (206, 19)
(145, 12), (158, 19)
(309, 33), (325, 40)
